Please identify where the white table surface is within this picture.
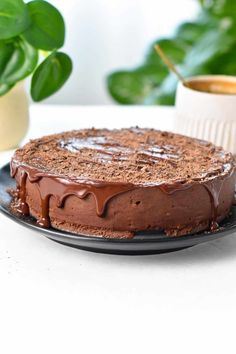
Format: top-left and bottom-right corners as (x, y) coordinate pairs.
(0, 105), (235, 354)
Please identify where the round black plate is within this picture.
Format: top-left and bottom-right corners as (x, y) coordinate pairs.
(0, 163), (236, 255)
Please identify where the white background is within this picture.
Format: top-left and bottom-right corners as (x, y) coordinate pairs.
(36, 0), (198, 105)
(0, 105), (236, 354)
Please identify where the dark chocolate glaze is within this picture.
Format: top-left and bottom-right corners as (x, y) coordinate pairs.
(203, 179), (225, 231)
(16, 169), (29, 215)
(11, 161), (135, 227)
(10, 159), (234, 231)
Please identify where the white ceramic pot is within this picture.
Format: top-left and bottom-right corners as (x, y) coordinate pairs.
(0, 82), (29, 151)
(175, 75), (236, 155)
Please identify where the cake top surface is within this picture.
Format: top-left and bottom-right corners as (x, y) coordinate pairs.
(13, 128), (234, 185)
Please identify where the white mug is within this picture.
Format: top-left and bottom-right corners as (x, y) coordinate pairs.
(175, 75), (236, 155)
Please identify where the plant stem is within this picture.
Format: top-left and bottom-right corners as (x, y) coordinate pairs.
(154, 44), (189, 87)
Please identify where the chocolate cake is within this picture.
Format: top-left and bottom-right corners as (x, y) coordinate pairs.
(10, 128), (236, 238)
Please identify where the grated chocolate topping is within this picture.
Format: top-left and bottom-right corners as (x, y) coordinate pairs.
(13, 128), (235, 185)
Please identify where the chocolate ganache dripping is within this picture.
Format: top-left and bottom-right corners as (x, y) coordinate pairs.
(11, 161), (135, 227)
(10, 159), (234, 231)
(198, 163), (234, 230)
(203, 179), (225, 230)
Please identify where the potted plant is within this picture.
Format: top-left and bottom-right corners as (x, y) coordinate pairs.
(0, 0), (73, 151)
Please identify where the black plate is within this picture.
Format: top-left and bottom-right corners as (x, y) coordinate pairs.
(0, 163), (236, 255)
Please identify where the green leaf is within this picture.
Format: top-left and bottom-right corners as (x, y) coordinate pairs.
(107, 71), (150, 104)
(135, 65), (168, 86)
(145, 38), (187, 67)
(175, 22), (207, 45)
(144, 73), (177, 105)
(31, 51), (72, 102)
(0, 38), (38, 85)
(107, 38), (186, 105)
(0, 82), (15, 96)
(201, 0), (236, 18)
(107, 66), (167, 105)
(197, 0), (236, 33)
(204, 45), (236, 75)
(23, 0), (65, 50)
(183, 30), (235, 72)
(0, 0), (31, 40)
